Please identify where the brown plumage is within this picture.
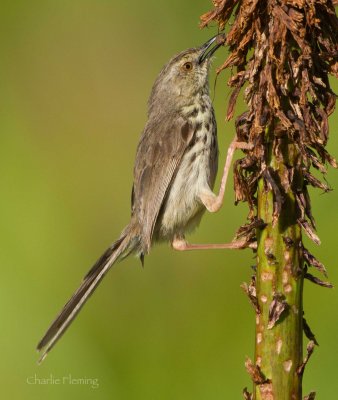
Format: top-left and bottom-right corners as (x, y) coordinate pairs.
(37, 36), (224, 362)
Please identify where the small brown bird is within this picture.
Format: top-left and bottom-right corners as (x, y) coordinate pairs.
(37, 35), (249, 362)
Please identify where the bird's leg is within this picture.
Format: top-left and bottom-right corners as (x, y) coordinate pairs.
(199, 137), (253, 213)
(172, 236), (255, 251)
(176, 137), (255, 252)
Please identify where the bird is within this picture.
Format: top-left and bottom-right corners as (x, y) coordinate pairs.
(37, 34), (250, 363)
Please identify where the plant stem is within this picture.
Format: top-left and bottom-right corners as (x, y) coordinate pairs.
(201, 1), (337, 397)
(254, 136), (304, 399)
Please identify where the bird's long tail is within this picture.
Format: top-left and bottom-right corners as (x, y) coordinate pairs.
(37, 227), (139, 363)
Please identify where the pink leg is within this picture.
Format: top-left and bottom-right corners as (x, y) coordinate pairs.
(172, 236), (256, 251)
(199, 137), (252, 213)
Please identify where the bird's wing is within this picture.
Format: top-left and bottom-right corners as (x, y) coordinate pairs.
(132, 115), (195, 251)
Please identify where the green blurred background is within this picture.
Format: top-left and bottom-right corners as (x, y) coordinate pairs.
(1, 1), (337, 398)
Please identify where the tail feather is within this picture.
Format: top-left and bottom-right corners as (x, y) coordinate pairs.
(37, 231), (137, 363)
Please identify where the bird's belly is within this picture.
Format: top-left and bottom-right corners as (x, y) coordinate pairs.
(155, 126), (218, 241)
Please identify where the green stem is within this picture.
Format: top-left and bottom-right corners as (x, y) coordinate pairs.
(254, 136), (304, 399)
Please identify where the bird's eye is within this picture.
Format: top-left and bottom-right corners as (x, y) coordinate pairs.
(182, 62), (193, 71)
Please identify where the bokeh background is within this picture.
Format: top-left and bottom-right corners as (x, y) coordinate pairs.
(1, 1), (337, 399)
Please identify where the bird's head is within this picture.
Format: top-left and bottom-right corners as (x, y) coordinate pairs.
(148, 35), (225, 114)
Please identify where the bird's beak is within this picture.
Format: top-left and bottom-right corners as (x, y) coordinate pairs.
(198, 34), (225, 64)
